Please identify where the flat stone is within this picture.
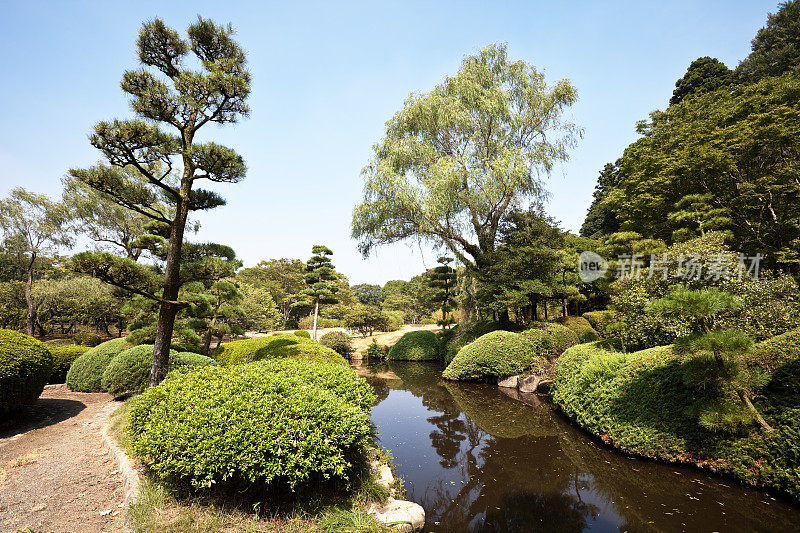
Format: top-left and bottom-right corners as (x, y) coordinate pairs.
(497, 375), (519, 388)
(368, 499), (426, 532)
(518, 375), (541, 393)
(376, 464), (394, 487)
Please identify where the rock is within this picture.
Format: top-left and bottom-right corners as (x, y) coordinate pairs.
(376, 464), (394, 487)
(368, 499), (426, 532)
(498, 386), (543, 407)
(497, 375), (519, 388)
(518, 374), (541, 393)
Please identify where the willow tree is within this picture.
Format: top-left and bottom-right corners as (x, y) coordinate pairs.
(352, 43), (581, 271)
(70, 17), (250, 386)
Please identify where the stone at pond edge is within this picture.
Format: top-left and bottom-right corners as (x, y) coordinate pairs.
(518, 375), (541, 393)
(367, 500), (426, 533)
(497, 375), (519, 388)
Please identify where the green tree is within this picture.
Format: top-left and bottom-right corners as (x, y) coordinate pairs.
(670, 57), (732, 106)
(579, 161), (622, 239)
(69, 18), (251, 386)
(649, 287), (772, 432)
(735, 0), (800, 83)
(296, 245), (339, 340)
(344, 304), (389, 337)
(352, 43), (581, 271)
(0, 188), (72, 336)
(236, 285), (280, 334)
(352, 283), (384, 306)
(427, 257), (457, 328)
(196, 280), (244, 355)
(237, 258), (306, 329)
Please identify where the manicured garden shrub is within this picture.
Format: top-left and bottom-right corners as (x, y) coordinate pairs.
(73, 331), (102, 347)
(529, 322), (579, 357)
(0, 329), (55, 415)
(294, 330), (311, 338)
(582, 310), (619, 337)
(387, 330), (439, 361)
(101, 345), (217, 396)
(319, 331), (354, 356)
(216, 334), (345, 366)
(551, 339), (800, 500)
(749, 328), (800, 374)
(556, 316), (599, 342)
(366, 339), (387, 359)
(128, 363), (373, 490)
(48, 345), (90, 384)
(65, 338), (131, 392)
(442, 330), (550, 382)
(256, 358), (376, 412)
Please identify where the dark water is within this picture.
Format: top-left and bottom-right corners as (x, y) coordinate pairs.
(360, 361), (800, 533)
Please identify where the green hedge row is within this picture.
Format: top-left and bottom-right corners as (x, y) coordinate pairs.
(0, 329), (55, 415)
(66, 338), (132, 392)
(48, 345), (90, 384)
(215, 334), (346, 366)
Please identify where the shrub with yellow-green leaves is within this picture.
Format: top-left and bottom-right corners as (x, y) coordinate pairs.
(0, 329), (54, 414)
(48, 345), (90, 384)
(443, 330), (550, 382)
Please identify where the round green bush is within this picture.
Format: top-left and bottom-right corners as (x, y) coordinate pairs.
(556, 316), (600, 342)
(255, 358), (375, 412)
(387, 330), (439, 361)
(48, 345), (90, 384)
(529, 322), (579, 357)
(0, 329), (55, 415)
(216, 334), (345, 366)
(582, 310), (620, 337)
(73, 331), (102, 347)
(319, 331), (353, 356)
(294, 330), (311, 339)
(128, 363), (373, 490)
(749, 328), (800, 374)
(101, 345), (217, 396)
(66, 338), (131, 392)
(442, 330), (550, 382)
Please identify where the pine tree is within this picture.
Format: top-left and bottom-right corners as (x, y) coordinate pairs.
(428, 257), (457, 328)
(297, 246), (339, 340)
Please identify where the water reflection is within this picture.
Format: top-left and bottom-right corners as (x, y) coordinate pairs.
(360, 361), (800, 532)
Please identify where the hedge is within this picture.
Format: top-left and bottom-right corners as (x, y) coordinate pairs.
(387, 330), (439, 361)
(128, 362), (373, 491)
(529, 322), (579, 357)
(48, 345), (91, 384)
(66, 338), (131, 392)
(442, 330), (550, 382)
(73, 331), (102, 347)
(556, 316), (600, 343)
(215, 334), (346, 366)
(319, 331), (354, 356)
(0, 329), (55, 415)
(294, 330), (311, 338)
(582, 310), (620, 337)
(552, 339), (800, 500)
(749, 328), (800, 375)
(101, 345), (217, 396)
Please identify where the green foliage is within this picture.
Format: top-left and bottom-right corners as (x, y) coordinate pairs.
(580, 161), (621, 239)
(48, 345), (90, 384)
(551, 339), (800, 499)
(366, 339), (387, 360)
(384, 310), (404, 332)
(294, 330), (311, 339)
(101, 344), (216, 396)
(442, 330), (550, 382)
(749, 328), (800, 374)
(298, 316), (342, 330)
(352, 283), (384, 307)
(670, 57), (732, 105)
(215, 334), (346, 366)
(73, 331), (102, 347)
(582, 310), (620, 337)
(735, 0), (800, 83)
(528, 321), (579, 357)
(319, 331), (353, 357)
(442, 320), (502, 364)
(556, 316), (600, 343)
(387, 330), (439, 361)
(0, 329), (55, 414)
(128, 362), (373, 490)
(65, 338), (131, 392)
(344, 305), (389, 337)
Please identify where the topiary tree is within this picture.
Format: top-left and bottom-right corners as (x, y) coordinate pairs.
(0, 329), (55, 414)
(295, 245), (339, 340)
(69, 17), (251, 387)
(427, 257), (457, 329)
(343, 304), (389, 337)
(66, 338), (132, 392)
(649, 287), (772, 432)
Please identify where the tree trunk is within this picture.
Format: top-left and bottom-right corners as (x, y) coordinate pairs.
(738, 389), (774, 432)
(202, 328), (213, 356)
(312, 301), (319, 340)
(25, 264), (36, 337)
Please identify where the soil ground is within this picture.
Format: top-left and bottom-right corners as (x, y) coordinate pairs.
(0, 385), (124, 533)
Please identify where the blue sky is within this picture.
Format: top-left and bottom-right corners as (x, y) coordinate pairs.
(0, 1), (780, 284)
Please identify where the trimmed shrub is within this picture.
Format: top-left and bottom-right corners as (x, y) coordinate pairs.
(0, 329), (55, 414)
(66, 338), (131, 392)
(387, 330), (439, 361)
(319, 331), (354, 356)
(442, 330), (550, 382)
(529, 322), (579, 357)
(556, 316), (600, 343)
(294, 330), (312, 338)
(101, 345), (217, 396)
(73, 331), (102, 347)
(48, 345), (90, 384)
(366, 339), (388, 359)
(749, 328), (800, 375)
(255, 358), (376, 412)
(443, 320), (502, 364)
(128, 363), (373, 490)
(582, 310), (620, 337)
(216, 334), (346, 366)
(552, 339), (800, 500)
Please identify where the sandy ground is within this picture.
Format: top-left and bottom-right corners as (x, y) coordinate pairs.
(0, 385), (124, 533)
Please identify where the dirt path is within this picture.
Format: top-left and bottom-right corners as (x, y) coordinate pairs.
(0, 385), (124, 533)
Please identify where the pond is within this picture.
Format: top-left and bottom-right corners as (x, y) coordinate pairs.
(360, 361), (800, 533)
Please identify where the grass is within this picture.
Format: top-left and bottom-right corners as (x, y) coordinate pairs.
(109, 397), (394, 533)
